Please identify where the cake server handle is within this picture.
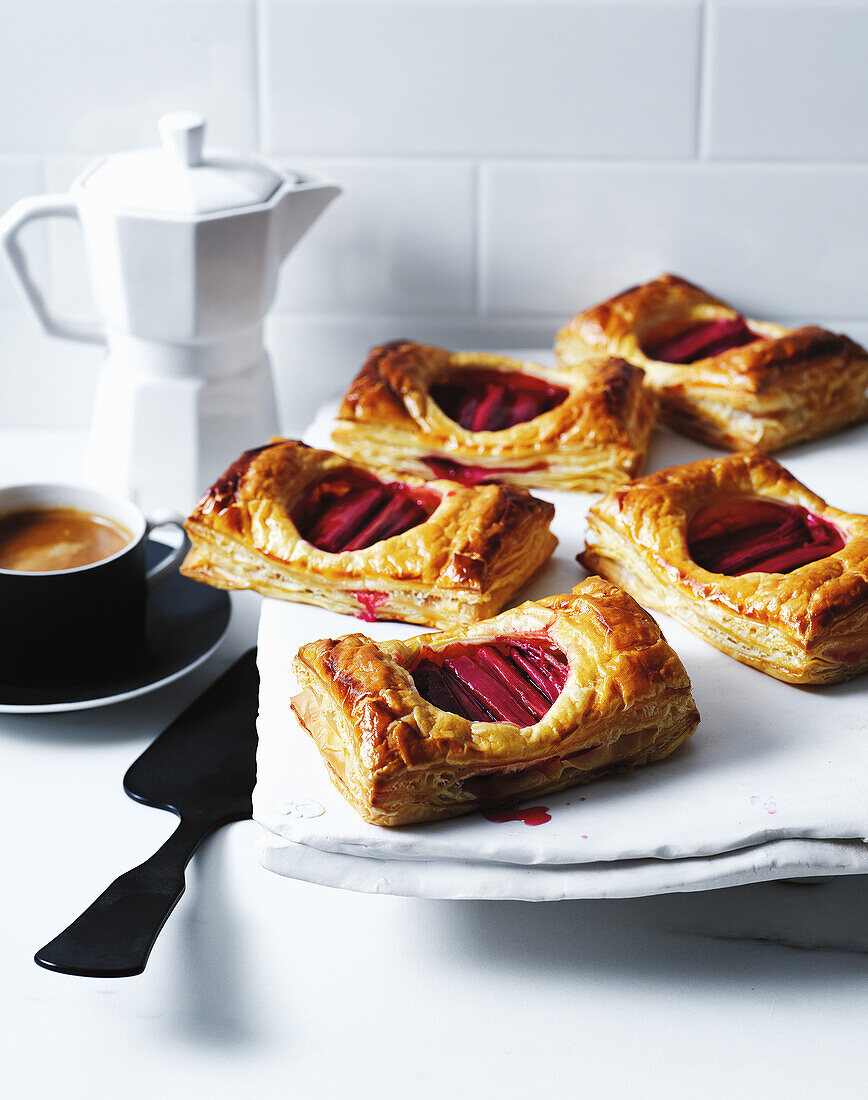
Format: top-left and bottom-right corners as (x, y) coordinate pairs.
(34, 814), (214, 978)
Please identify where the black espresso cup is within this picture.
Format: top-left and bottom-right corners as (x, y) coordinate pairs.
(0, 483), (186, 687)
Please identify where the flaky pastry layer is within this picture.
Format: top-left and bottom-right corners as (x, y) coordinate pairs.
(290, 577), (700, 826)
(331, 341), (657, 491)
(181, 438), (557, 629)
(555, 273), (868, 451)
(580, 451), (868, 684)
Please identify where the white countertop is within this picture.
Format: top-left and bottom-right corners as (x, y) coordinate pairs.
(2, 427), (867, 1100)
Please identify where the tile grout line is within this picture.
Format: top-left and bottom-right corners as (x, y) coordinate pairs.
(5, 152), (865, 173)
(475, 162), (488, 318)
(697, 0), (713, 161)
(471, 161), (481, 318)
(266, 311), (571, 326)
(253, 0), (267, 153)
(262, 151), (868, 171)
(260, 309), (868, 327)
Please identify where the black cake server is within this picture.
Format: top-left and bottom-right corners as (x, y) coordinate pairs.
(35, 648), (259, 978)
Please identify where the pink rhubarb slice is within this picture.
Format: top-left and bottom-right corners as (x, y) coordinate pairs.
(294, 468), (437, 553)
(348, 590), (389, 622)
(688, 497), (845, 575)
(409, 635), (570, 726)
(430, 368), (568, 432)
(643, 316), (761, 364)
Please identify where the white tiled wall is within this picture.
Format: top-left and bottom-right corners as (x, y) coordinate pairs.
(1, 0), (866, 433)
(482, 163), (868, 318)
(260, 1), (702, 158)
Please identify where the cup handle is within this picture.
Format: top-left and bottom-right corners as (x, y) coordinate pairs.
(144, 514), (188, 591)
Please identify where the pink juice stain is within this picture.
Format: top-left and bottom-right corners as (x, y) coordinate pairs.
(483, 805), (552, 826)
(350, 590), (388, 622)
(423, 456), (547, 485)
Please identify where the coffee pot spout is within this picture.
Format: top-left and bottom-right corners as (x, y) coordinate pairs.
(275, 175), (341, 260)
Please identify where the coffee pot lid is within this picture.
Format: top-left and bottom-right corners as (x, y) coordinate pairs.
(78, 111), (290, 216)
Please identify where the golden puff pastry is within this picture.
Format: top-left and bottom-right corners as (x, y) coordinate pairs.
(290, 577), (700, 826)
(580, 450), (868, 684)
(181, 438), (557, 629)
(555, 273), (868, 452)
(331, 340), (657, 492)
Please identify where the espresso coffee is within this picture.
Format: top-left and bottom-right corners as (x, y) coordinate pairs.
(0, 507), (131, 573)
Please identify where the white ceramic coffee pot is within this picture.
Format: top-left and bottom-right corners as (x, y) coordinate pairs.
(0, 112), (340, 514)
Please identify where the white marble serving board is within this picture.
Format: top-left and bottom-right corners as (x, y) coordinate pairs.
(253, 385), (868, 884)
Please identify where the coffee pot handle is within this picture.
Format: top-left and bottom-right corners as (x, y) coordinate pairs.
(0, 193), (106, 346)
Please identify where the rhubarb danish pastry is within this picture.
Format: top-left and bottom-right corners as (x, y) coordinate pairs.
(290, 577), (700, 826)
(181, 438), (557, 629)
(580, 451), (868, 684)
(555, 273), (868, 452)
(331, 341), (656, 491)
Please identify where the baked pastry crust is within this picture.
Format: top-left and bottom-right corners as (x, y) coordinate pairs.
(580, 450), (868, 684)
(181, 438), (557, 629)
(555, 273), (868, 451)
(331, 340), (657, 491)
(290, 577), (700, 827)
